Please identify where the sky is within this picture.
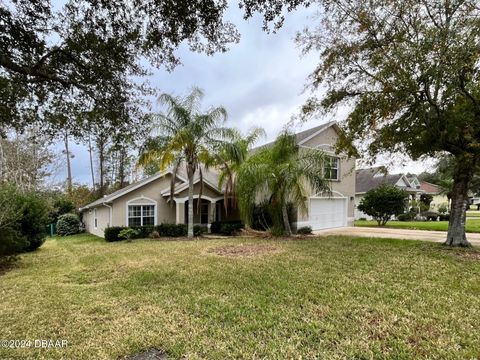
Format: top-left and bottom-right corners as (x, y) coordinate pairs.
(52, 2), (435, 186)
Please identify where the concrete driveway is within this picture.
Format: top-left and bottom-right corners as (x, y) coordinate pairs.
(314, 226), (480, 246)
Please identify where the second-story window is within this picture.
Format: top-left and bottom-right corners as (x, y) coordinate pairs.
(324, 156), (340, 180)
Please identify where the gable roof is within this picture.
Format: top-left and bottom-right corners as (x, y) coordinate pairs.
(356, 167), (421, 194)
(420, 181), (440, 194)
(251, 121), (338, 152)
(79, 169), (185, 211)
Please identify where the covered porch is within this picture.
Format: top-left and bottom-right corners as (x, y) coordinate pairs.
(172, 196), (241, 229)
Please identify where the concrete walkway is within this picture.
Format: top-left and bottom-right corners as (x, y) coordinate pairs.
(314, 226), (480, 246)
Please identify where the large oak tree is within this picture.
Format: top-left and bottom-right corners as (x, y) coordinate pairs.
(1, 0), (239, 136)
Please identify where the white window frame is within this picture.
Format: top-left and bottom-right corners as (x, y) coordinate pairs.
(324, 156), (340, 181)
(126, 197), (157, 227)
(93, 208), (98, 229)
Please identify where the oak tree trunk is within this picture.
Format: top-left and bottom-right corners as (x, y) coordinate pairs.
(445, 158), (474, 247)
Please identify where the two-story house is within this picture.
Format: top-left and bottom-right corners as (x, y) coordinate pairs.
(80, 121), (356, 237)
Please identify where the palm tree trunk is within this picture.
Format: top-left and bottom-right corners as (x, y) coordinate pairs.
(282, 203), (292, 236)
(445, 161), (473, 247)
(188, 170), (194, 238)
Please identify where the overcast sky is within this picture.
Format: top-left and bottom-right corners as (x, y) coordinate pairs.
(52, 3), (435, 186)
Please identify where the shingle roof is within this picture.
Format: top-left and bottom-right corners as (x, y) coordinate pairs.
(251, 121), (337, 152)
(420, 181), (440, 194)
(79, 170), (177, 210)
(80, 164), (222, 211)
(356, 167), (423, 195)
(355, 168), (403, 193)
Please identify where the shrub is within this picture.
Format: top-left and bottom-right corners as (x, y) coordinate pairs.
(18, 191), (49, 251)
(358, 217), (367, 221)
(130, 225), (154, 239)
(48, 197), (76, 224)
(358, 184), (408, 226)
(420, 211), (439, 221)
(211, 220), (244, 236)
(397, 212), (416, 221)
(156, 223), (187, 237)
(0, 228), (27, 257)
(104, 227), (126, 242)
(0, 186), (49, 255)
(296, 226), (313, 235)
(118, 228), (140, 242)
(438, 203), (448, 214)
(56, 213), (81, 236)
(440, 214), (450, 221)
(194, 225), (207, 236)
(104, 223), (204, 241)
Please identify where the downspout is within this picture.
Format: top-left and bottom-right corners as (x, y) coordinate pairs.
(103, 203), (112, 228)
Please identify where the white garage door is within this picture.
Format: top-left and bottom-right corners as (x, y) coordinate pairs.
(309, 198), (347, 230)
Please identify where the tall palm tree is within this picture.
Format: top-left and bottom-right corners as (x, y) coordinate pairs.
(236, 131), (330, 236)
(137, 87), (229, 237)
(210, 127), (266, 212)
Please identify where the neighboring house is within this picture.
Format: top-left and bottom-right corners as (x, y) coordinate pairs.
(355, 168), (423, 220)
(418, 181), (449, 210)
(80, 121), (356, 237)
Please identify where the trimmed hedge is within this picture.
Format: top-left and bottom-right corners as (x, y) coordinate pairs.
(156, 223), (187, 237)
(397, 212), (416, 221)
(420, 211), (440, 221)
(104, 227), (126, 242)
(211, 220), (244, 236)
(104, 223), (207, 241)
(439, 214), (450, 221)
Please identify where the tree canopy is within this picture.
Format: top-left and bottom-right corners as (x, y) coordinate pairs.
(358, 184), (408, 226)
(1, 0), (239, 135)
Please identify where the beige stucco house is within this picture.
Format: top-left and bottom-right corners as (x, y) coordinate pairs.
(80, 121), (356, 237)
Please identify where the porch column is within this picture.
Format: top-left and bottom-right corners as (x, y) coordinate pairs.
(209, 201), (216, 223)
(176, 201), (185, 224)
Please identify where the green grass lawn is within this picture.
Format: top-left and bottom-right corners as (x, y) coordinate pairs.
(1, 234), (480, 359)
(467, 210), (480, 217)
(355, 219), (480, 232)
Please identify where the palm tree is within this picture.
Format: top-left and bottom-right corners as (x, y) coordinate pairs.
(438, 178), (454, 209)
(210, 127), (266, 212)
(137, 87), (229, 237)
(236, 131), (330, 236)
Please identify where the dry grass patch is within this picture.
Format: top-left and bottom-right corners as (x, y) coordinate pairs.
(207, 244), (280, 257)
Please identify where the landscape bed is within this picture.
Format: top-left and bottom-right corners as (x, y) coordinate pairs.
(1, 234), (479, 359)
(355, 219), (480, 233)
